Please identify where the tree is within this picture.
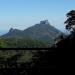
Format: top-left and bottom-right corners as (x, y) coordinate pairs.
(64, 10), (75, 33)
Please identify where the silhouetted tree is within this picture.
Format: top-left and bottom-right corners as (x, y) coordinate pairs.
(65, 10), (75, 34)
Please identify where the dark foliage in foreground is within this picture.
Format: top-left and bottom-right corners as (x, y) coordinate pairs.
(0, 50), (56, 75)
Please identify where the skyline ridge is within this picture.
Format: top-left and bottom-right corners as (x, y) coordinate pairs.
(0, 20), (66, 36)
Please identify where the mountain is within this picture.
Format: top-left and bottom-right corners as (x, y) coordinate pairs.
(1, 20), (63, 44)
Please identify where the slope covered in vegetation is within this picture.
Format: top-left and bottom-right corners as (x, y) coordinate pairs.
(0, 50), (56, 75)
(0, 38), (52, 48)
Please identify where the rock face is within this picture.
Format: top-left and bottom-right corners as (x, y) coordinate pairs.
(1, 20), (63, 44)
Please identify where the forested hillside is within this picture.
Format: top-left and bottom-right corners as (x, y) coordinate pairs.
(0, 50), (56, 75)
(0, 38), (52, 48)
(1, 20), (62, 44)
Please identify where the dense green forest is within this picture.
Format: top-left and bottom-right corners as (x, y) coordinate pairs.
(0, 38), (52, 48)
(0, 50), (56, 75)
(0, 50), (38, 68)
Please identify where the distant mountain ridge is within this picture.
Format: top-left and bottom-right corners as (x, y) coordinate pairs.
(1, 20), (63, 44)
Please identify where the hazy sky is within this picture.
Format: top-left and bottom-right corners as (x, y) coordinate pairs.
(0, 0), (75, 33)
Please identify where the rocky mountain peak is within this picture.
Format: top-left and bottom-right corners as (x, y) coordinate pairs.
(9, 28), (14, 32)
(40, 20), (50, 25)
